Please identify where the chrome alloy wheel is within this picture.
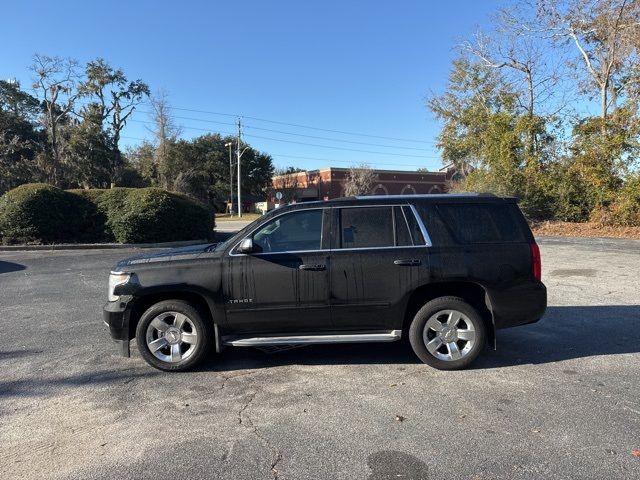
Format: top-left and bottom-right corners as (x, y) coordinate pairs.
(145, 311), (198, 363)
(422, 309), (476, 361)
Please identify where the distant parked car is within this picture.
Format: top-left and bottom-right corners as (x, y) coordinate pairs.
(104, 194), (546, 371)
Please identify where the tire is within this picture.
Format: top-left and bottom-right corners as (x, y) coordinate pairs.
(135, 300), (213, 372)
(408, 296), (486, 370)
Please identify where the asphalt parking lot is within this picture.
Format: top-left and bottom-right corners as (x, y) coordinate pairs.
(1, 236), (639, 479)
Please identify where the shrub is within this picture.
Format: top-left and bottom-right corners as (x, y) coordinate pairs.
(0, 184), (214, 244)
(100, 188), (213, 243)
(592, 175), (640, 227)
(611, 175), (640, 226)
(0, 183), (97, 244)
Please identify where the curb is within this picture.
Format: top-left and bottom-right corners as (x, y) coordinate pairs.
(0, 239), (210, 252)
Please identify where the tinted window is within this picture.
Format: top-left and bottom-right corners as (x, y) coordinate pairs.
(436, 204), (526, 243)
(412, 202), (453, 245)
(402, 206), (426, 245)
(394, 207), (412, 246)
(339, 207), (394, 248)
(252, 209), (322, 252)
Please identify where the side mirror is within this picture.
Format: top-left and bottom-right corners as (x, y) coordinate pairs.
(237, 238), (255, 254)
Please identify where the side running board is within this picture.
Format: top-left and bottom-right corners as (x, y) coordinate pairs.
(222, 330), (402, 347)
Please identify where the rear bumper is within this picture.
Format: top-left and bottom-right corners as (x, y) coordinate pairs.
(103, 298), (133, 357)
(489, 281), (547, 330)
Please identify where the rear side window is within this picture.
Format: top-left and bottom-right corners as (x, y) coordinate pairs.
(394, 206), (413, 246)
(337, 206), (427, 248)
(402, 206), (426, 245)
(339, 207), (394, 248)
(436, 204), (526, 243)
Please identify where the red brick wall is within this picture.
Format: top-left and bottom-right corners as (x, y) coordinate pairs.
(270, 168), (448, 201)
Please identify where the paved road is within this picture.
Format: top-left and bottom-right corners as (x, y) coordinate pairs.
(215, 220), (253, 232)
(1, 237), (639, 479)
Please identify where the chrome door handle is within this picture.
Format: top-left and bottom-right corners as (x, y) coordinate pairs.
(394, 259), (421, 266)
(299, 264), (326, 271)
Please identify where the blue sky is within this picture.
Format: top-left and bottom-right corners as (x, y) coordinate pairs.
(2, 0), (505, 171)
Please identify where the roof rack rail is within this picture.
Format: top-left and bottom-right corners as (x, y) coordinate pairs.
(352, 193), (497, 200)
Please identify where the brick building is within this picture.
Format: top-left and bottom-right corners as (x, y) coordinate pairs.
(269, 166), (453, 204)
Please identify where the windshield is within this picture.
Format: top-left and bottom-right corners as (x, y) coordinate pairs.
(212, 215), (268, 251)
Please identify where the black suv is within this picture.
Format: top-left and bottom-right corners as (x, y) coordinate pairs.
(104, 194), (546, 371)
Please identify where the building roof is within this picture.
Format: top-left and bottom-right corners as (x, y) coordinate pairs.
(272, 166), (446, 179)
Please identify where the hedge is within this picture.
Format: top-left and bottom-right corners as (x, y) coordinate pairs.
(0, 184), (215, 245)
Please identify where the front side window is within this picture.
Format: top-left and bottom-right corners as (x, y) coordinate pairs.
(251, 209), (323, 253)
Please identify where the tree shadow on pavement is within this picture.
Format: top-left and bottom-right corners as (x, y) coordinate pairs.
(0, 261), (26, 274)
(200, 305), (640, 372)
(0, 349), (41, 360)
(0, 368), (160, 399)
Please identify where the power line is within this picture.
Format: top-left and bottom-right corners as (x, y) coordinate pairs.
(138, 101), (437, 145)
(127, 119), (236, 136)
(119, 136), (431, 169)
(136, 110), (238, 128)
(243, 124), (436, 151)
(121, 135), (148, 142)
(243, 115), (436, 145)
(271, 153), (432, 168)
(134, 110), (436, 151)
(75, 98), (439, 146)
(242, 133), (438, 159)
(127, 118), (439, 159)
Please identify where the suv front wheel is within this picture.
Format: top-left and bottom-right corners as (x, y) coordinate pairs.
(409, 296), (486, 370)
(136, 300), (213, 371)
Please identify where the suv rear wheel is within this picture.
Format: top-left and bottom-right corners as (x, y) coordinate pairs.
(136, 300), (213, 372)
(409, 296), (486, 370)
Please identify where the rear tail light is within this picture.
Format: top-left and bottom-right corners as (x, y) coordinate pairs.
(531, 243), (541, 281)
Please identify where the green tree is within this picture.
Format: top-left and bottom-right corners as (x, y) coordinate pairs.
(159, 134), (274, 206)
(463, 3), (561, 160)
(556, 105), (640, 219)
(66, 105), (112, 188)
(427, 57), (517, 176)
(0, 80), (45, 194)
(80, 58), (150, 186)
(126, 141), (157, 185)
(428, 56), (552, 218)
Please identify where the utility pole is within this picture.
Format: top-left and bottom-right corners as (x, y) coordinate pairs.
(225, 142), (233, 214)
(235, 117), (250, 218)
(236, 118), (242, 218)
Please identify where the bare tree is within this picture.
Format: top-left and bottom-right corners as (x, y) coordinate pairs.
(539, 0), (640, 119)
(462, 3), (562, 155)
(30, 54), (81, 185)
(344, 163), (378, 196)
(149, 91), (180, 189)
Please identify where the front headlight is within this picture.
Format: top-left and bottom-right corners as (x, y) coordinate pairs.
(108, 272), (131, 302)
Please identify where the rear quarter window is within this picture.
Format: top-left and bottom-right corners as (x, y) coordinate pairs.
(436, 204), (526, 243)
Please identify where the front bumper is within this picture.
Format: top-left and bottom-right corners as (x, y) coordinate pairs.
(103, 298), (133, 357)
